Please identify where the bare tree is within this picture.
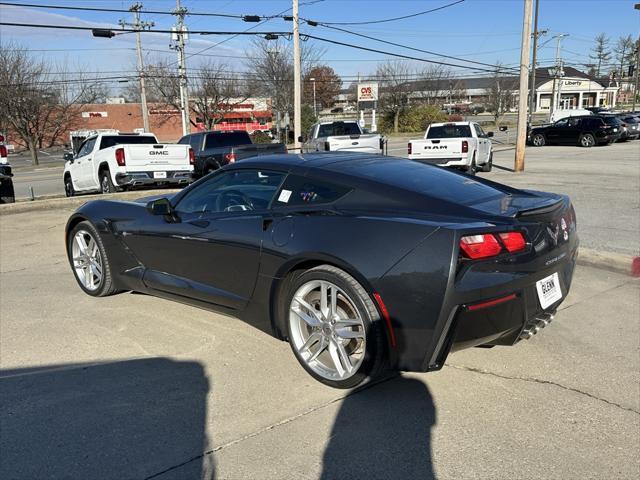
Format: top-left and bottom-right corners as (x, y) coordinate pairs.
(0, 43), (102, 164)
(376, 60), (412, 133)
(144, 59), (248, 130)
(244, 37), (324, 123)
(614, 35), (635, 79)
(413, 65), (463, 106)
(484, 64), (517, 123)
(590, 33), (611, 78)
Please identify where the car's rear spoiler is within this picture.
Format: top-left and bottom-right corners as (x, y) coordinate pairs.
(516, 198), (564, 217)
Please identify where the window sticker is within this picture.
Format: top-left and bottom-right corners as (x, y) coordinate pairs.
(278, 189), (292, 203)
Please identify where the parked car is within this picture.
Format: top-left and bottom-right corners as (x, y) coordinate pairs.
(301, 121), (384, 154)
(528, 115), (621, 147)
(178, 130), (286, 178)
(408, 121), (493, 173)
(614, 114), (640, 141)
(0, 134), (14, 204)
(65, 153), (577, 388)
(63, 132), (193, 196)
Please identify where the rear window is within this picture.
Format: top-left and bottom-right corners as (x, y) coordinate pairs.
(99, 135), (158, 150)
(427, 125), (472, 139)
(318, 123), (361, 137)
(204, 132), (251, 149)
(337, 158), (506, 205)
(274, 175), (350, 207)
(601, 116), (622, 126)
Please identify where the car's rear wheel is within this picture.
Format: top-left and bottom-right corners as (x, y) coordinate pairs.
(64, 175), (75, 197)
(466, 153), (477, 175)
(68, 221), (118, 297)
(580, 133), (595, 148)
(285, 265), (387, 389)
(100, 170), (115, 194)
(532, 133), (546, 146)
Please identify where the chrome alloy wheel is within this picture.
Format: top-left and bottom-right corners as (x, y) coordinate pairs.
(289, 280), (366, 381)
(72, 230), (103, 291)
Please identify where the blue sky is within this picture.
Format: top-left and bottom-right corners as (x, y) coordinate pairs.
(1, 0), (638, 89)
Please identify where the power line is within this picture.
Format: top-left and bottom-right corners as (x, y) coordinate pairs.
(306, 0), (465, 26)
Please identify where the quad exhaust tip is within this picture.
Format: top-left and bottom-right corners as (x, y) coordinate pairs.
(519, 313), (555, 340)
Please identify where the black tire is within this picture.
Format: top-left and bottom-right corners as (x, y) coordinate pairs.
(466, 153), (477, 175)
(0, 180), (15, 204)
(532, 133), (546, 147)
(284, 265), (388, 389)
(100, 169), (116, 194)
(64, 175), (75, 197)
(67, 220), (119, 297)
(481, 152), (493, 172)
(579, 133), (595, 148)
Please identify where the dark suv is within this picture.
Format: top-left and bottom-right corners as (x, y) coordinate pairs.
(528, 115), (621, 147)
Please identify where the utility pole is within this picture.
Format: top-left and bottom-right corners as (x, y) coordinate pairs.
(310, 77), (317, 116)
(120, 3), (153, 132)
(548, 34), (567, 120)
(527, 0), (546, 125)
(634, 5), (640, 112)
(292, 0), (302, 151)
(172, 0), (190, 136)
(514, 0), (533, 173)
(554, 34), (568, 112)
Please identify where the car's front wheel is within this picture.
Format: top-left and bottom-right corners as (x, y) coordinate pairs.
(481, 152), (493, 172)
(100, 170), (116, 194)
(67, 221), (118, 297)
(285, 265), (387, 389)
(64, 175), (75, 197)
(532, 133), (546, 146)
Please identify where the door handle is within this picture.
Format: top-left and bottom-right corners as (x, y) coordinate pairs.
(87, 158), (92, 161)
(262, 218), (273, 231)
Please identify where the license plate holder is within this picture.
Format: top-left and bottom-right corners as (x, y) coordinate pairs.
(153, 171), (167, 179)
(536, 272), (562, 309)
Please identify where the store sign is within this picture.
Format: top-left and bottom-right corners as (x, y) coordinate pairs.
(358, 83), (378, 102)
(562, 80), (584, 87)
(81, 111), (108, 118)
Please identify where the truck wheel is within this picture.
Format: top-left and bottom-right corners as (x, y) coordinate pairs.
(481, 152), (493, 172)
(466, 153), (477, 175)
(100, 170), (116, 194)
(0, 180), (15, 204)
(64, 175), (75, 197)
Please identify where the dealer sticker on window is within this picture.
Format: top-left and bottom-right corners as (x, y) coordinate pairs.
(536, 272), (562, 309)
(278, 189), (292, 203)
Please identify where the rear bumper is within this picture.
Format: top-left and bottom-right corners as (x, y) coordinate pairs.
(410, 157), (470, 168)
(115, 171), (193, 187)
(424, 242), (578, 371)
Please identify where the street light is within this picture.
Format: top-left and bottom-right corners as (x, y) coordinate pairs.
(309, 77), (317, 116)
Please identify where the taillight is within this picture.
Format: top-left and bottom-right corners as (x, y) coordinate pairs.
(408, 142), (412, 155)
(460, 232), (527, 259)
(0, 145), (7, 158)
(460, 234), (502, 259)
(224, 152), (236, 163)
(498, 232), (526, 253)
(462, 140), (468, 153)
(115, 147), (125, 166)
(188, 147), (195, 165)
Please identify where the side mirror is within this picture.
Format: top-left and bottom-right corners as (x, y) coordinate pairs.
(499, 126), (508, 132)
(298, 135), (307, 143)
(63, 152), (74, 162)
(146, 197), (173, 216)
(486, 131), (494, 137)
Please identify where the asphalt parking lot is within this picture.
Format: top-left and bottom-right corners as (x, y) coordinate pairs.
(1, 151), (639, 479)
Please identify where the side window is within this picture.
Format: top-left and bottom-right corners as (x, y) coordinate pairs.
(473, 124), (485, 137)
(175, 169), (285, 215)
(177, 136), (190, 145)
(189, 135), (201, 153)
(567, 117), (579, 127)
(77, 137), (96, 157)
(554, 118), (569, 128)
(273, 175), (351, 207)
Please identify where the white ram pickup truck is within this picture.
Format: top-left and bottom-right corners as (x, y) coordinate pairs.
(408, 122), (494, 173)
(63, 132), (194, 196)
(301, 121), (384, 154)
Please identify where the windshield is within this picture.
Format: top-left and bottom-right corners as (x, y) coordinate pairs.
(99, 136), (158, 149)
(426, 125), (472, 138)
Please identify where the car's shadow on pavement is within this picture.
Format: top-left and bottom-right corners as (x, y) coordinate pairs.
(320, 375), (437, 480)
(0, 358), (214, 480)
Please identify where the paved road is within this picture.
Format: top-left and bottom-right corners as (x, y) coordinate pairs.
(0, 207), (638, 479)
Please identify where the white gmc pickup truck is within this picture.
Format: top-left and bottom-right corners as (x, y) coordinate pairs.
(63, 132), (194, 196)
(301, 121), (384, 154)
(408, 121), (494, 173)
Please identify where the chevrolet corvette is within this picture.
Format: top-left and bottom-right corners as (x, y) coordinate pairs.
(66, 153), (578, 388)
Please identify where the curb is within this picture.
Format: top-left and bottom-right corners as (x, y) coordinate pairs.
(577, 248), (640, 278)
(0, 189), (179, 216)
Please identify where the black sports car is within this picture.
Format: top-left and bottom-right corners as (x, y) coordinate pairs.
(65, 153), (578, 388)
